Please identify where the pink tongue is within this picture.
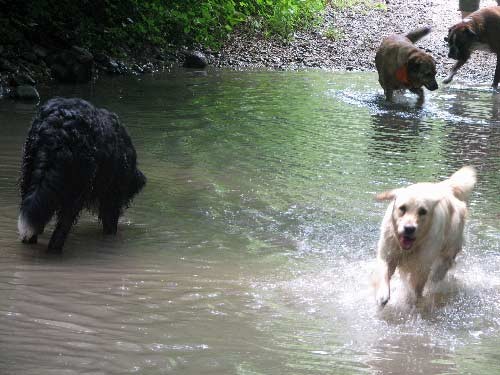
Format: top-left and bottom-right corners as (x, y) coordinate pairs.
(400, 236), (414, 250)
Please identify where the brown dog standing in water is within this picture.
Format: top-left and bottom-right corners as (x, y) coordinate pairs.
(444, 6), (500, 88)
(375, 27), (438, 103)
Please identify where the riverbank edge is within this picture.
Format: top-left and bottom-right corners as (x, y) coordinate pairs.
(1, 0), (498, 101)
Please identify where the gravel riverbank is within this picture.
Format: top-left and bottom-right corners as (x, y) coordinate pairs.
(1, 0), (499, 100)
(214, 0), (498, 84)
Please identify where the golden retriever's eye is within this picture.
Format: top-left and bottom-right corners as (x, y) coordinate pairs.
(399, 205), (406, 214)
(418, 208), (427, 216)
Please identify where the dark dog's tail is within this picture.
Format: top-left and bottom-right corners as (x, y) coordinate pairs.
(18, 114), (68, 241)
(405, 26), (432, 43)
(18, 163), (65, 242)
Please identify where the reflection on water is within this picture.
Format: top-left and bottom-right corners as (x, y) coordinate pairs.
(0, 70), (499, 374)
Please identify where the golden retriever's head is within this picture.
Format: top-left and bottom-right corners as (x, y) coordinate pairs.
(377, 184), (441, 251)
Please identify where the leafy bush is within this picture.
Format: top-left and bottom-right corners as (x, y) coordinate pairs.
(238, 0), (326, 39)
(0, 0), (328, 51)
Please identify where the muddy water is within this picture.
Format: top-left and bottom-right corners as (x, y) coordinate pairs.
(0, 70), (499, 374)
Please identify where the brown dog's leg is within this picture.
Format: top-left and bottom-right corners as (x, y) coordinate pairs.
(493, 54), (500, 89)
(410, 88), (425, 104)
(443, 60), (467, 84)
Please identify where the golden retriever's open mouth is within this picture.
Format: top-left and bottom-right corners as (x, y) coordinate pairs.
(399, 235), (415, 250)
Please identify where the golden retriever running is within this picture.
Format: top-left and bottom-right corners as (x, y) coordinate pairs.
(373, 166), (476, 307)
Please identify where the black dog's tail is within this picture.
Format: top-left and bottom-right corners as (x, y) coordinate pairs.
(405, 26), (432, 43)
(18, 124), (67, 241)
(18, 165), (65, 242)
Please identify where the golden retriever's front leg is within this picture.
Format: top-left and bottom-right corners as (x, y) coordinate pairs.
(407, 269), (431, 299)
(373, 258), (396, 307)
(430, 256), (456, 283)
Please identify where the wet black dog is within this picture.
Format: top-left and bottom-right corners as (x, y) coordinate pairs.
(18, 97), (146, 251)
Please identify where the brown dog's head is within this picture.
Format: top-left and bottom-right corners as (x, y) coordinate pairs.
(377, 184), (441, 251)
(445, 22), (478, 61)
(407, 53), (438, 91)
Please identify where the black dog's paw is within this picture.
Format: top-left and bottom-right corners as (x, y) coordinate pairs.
(22, 235), (38, 244)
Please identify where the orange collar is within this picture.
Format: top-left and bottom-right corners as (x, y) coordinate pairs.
(395, 65), (410, 86)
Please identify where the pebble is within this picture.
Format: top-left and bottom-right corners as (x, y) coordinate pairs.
(12, 85), (40, 100)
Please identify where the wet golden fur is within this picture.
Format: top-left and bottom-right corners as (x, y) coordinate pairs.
(373, 167), (476, 307)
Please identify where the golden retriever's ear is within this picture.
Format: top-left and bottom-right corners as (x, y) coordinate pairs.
(375, 189), (398, 201)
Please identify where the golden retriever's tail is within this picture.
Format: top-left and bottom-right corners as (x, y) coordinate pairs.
(446, 166), (477, 201)
(405, 26), (432, 43)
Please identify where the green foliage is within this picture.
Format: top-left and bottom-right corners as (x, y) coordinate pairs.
(323, 26), (344, 41)
(0, 0), (328, 51)
(329, 0), (387, 10)
(373, 2), (388, 11)
(238, 0), (326, 39)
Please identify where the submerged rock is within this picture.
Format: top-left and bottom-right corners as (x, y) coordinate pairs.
(0, 58), (17, 73)
(94, 52), (130, 75)
(11, 84), (39, 100)
(183, 51), (208, 69)
(48, 46), (94, 83)
(10, 72), (36, 86)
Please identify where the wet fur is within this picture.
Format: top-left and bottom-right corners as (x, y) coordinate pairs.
(444, 6), (500, 87)
(18, 97), (146, 251)
(375, 26), (438, 103)
(373, 167), (476, 307)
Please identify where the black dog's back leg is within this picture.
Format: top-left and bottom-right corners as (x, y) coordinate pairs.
(99, 197), (122, 235)
(493, 54), (500, 89)
(48, 203), (83, 252)
(23, 235), (38, 244)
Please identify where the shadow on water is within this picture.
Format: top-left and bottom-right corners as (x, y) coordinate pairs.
(0, 71), (499, 374)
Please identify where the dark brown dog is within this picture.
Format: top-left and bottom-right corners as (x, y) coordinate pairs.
(375, 27), (438, 103)
(444, 6), (500, 88)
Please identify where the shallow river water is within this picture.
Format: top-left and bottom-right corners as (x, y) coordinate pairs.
(0, 70), (499, 374)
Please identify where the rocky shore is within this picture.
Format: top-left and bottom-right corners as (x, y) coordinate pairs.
(0, 41), (185, 100)
(1, 0), (498, 100)
(214, 0), (498, 83)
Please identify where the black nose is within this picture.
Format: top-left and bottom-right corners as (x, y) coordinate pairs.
(404, 225), (416, 235)
(426, 80), (439, 91)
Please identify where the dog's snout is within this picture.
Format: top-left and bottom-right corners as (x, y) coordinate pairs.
(404, 225), (416, 235)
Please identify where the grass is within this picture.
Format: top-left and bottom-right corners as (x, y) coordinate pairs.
(323, 26), (345, 41)
(329, 0), (388, 11)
